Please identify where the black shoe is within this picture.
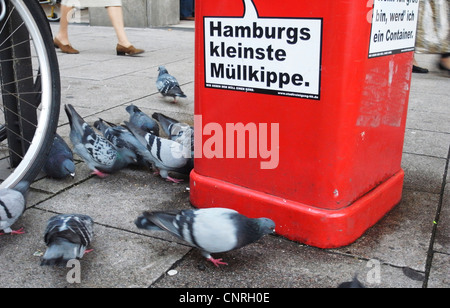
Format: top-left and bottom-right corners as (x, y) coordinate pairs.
(412, 65), (429, 74)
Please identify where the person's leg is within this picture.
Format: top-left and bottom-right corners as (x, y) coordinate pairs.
(55, 4), (73, 45)
(54, 4), (79, 54)
(439, 53), (450, 71)
(106, 6), (132, 48)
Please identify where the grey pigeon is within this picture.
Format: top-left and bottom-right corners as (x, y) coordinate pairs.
(152, 112), (194, 155)
(156, 65), (187, 102)
(65, 104), (137, 178)
(94, 118), (151, 169)
(41, 214), (94, 267)
(135, 208), (275, 267)
(0, 181), (30, 235)
(43, 134), (76, 179)
(125, 121), (191, 183)
(125, 105), (160, 136)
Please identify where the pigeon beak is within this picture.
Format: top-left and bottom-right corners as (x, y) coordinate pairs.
(70, 173), (75, 178)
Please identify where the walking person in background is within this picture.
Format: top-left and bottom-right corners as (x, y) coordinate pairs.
(415, 0), (450, 75)
(54, 0), (144, 56)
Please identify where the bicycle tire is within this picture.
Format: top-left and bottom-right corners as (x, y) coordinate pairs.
(0, 0), (60, 189)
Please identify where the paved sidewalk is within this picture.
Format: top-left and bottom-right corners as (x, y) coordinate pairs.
(0, 23), (449, 288)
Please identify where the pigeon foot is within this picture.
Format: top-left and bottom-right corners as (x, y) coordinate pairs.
(166, 176), (184, 184)
(0, 227), (25, 235)
(207, 257), (228, 267)
(92, 169), (109, 178)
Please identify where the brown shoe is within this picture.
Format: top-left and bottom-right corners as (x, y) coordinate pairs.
(54, 38), (79, 54)
(116, 44), (145, 56)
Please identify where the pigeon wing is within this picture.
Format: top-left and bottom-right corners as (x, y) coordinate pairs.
(44, 215), (94, 247)
(143, 211), (182, 238)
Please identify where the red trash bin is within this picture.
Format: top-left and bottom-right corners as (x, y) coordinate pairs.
(190, 0), (419, 248)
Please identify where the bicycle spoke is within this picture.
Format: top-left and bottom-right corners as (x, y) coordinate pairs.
(0, 0), (60, 187)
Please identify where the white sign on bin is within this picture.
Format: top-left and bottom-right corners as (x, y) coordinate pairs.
(203, 0), (323, 100)
(368, 0), (420, 58)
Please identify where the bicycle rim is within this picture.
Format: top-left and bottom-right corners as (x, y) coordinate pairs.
(0, 0), (60, 188)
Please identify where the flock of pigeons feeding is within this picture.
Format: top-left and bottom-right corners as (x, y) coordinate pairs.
(0, 65), (277, 271)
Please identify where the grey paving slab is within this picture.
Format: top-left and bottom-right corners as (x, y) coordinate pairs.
(334, 189), (438, 272)
(403, 129), (450, 158)
(152, 235), (422, 288)
(402, 153), (447, 194)
(0, 209), (191, 288)
(31, 162), (92, 195)
(427, 253), (450, 288)
(35, 168), (191, 235)
(434, 187), (450, 255)
(405, 110), (450, 134)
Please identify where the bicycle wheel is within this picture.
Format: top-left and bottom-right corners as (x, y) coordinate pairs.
(0, 0), (60, 188)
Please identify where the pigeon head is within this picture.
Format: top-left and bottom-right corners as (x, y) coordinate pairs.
(125, 105), (140, 115)
(62, 160), (76, 178)
(117, 147), (138, 165)
(158, 65), (169, 75)
(256, 218), (276, 235)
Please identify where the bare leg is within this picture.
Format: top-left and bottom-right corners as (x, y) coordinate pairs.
(55, 4), (73, 45)
(106, 6), (132, 47)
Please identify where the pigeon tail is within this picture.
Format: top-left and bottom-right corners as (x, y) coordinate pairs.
(12, 181), (30, 198)
(41, 238), (85, 267)
(134, 215), (164, 231)
(64, 104), (83, 133)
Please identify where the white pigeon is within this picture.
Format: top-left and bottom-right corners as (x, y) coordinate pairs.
(135, 208), (276, 267)
(125, 121), (191, 183)
(0, 181), (30, 235)
(41, 214), (94, 267)
(151, 112), (194, 155)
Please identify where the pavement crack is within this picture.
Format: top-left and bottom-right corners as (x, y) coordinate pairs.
(423, 143), (450, 288)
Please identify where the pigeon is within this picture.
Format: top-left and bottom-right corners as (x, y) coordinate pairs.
(43, 134), (76, 179)
(41, 214), (94, 267)
(0, 181), (30, 235)
(152, 112), (194, 155)
(135, 208), (276, 267)
(125, 105), (160, 136)
(156, 65), (187, 102)
(125, 121), (191, 183)
(65, 104), (137, 178)
(94, 118), (151, 169)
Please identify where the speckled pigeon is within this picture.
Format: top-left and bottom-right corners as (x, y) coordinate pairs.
(125, 121), (191, 183)
(43, 134), (76, 179)
(41, 214), (94, 267)
(0, 181), (30, 235)
(156, 65), (187, 102)
(135, 208), (276, 267)
(94, 118), (151, 169)
(65, 104), (137, 178)
(125, 105), (160, 136)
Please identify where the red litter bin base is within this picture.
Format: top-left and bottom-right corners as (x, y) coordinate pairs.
(191, 170), (404, 248)
(190, 0), (418, 248)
